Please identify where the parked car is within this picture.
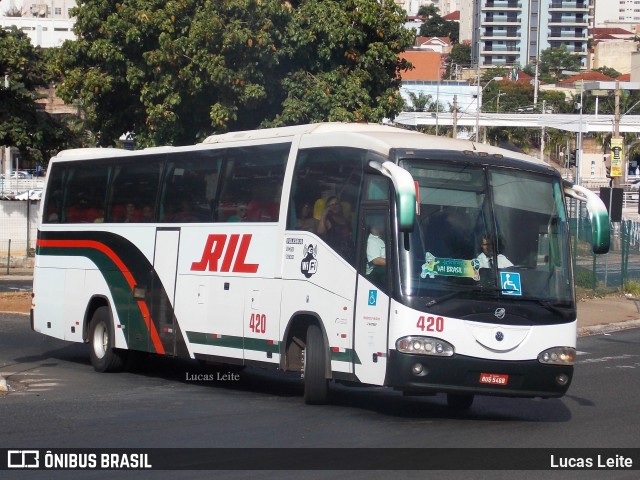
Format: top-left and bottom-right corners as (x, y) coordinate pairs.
(0, 171), (33, 179)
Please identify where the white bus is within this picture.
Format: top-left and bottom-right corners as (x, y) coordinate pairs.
(32, 123), (610, 408)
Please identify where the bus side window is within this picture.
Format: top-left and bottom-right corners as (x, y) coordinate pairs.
(160, 150), (224, 223)
(42, 165), (65, 224)
(106, 158), (163, 223)
(216, 144), (289, 223)
(62, 165), (109, 224)
(288, 147), (366, 265)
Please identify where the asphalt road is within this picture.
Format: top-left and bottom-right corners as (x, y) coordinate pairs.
(0, 279), (32, 293)
(0, 312), (638, 479)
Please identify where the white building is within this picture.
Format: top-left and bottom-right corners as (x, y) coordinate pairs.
(395, 0), (458, 16)
(0, 0), (76, 47)
(594, 0), (640, 29)
(1, 0), (75, 19)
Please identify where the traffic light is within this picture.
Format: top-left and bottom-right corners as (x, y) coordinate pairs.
(568, 150), (577, 167)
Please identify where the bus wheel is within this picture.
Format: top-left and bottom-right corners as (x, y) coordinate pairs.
(88, 306), (127, 373)
(303, 324), (329, 405)
(446, 393), (474, 410)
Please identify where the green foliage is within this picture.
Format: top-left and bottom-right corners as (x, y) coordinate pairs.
(447, 43), (471, 72)
(537, 47), (582, 81)
(417, 4), (458, 42)
(404, 91), (444, 112)
(594, 66), (621, 78)
(574, 267), (596, 290)
(0, 27), (82, 164)
(624, 279), (640, 297)
(56, 0), (414, 147)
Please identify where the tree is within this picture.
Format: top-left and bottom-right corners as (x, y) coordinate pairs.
(594, 66), (621, 78)
(445, 43), (471, 79)
(57, 0), (414, 147)
(536, 47), (582, 82)
(0, 27), (79, 165)
(417, 5), (459, 42)
(404, 91), (444, 112)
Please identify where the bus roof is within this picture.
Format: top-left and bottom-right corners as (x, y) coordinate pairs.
(203, 122), (546, 167)
(51, 123), (546, 169)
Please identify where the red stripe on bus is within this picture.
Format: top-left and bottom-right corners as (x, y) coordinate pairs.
(37, 238), (166, 355)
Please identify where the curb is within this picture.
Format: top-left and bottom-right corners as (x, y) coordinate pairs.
(578, 318), (640, 337)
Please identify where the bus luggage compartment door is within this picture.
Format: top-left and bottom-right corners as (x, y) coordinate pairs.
(150, 228), (180, 355)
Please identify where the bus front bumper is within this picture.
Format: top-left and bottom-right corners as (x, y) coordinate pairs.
(387, 350), (573, 398)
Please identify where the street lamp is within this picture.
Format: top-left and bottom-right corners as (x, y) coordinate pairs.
(475, 76), (503, 141)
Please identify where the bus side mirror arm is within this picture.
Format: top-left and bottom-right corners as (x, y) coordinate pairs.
(369, 160), (416, 232)
(563, 182), (611, 254)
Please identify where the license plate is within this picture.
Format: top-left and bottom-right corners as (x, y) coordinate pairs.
(479, 373), (509, 386)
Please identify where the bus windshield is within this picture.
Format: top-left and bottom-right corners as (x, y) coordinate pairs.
(399, 160), (573, 305)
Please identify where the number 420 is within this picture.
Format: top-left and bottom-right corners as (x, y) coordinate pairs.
(249, 313), (266, 334)
(416, 316), (444, 332)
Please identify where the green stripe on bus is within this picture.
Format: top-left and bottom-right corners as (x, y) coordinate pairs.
(187, 332), (279, 354)
(37, 245), (154, 353)
(186, 332), (244, 350)
(187, 331), (361, 364)
(331, 349), (361, 365)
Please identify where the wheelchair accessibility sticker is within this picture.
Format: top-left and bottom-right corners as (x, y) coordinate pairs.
(500, 272), (522, 296)
(368, 290), (378, 306)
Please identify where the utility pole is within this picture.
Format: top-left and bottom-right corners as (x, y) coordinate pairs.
(540, 100), (546, 162)
(452, 95), (458, 139)
(2, 75), (11, 188)
(613, 80), (622, 188)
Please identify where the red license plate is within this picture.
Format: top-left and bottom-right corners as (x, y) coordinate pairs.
(479, 373), (509, 386)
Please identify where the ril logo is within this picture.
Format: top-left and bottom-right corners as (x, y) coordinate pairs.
(191, 234), (259, 273)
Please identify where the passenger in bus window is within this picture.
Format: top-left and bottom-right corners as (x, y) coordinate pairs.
(140, 205), (154, 222)
(477, 235), (513, 269)
(296, 201), (318, 232)
(317, 195), (354, 260)
(228, 202), (248, 222)
(93, 208), (104, 223)
(46, 204), (59, 223)
(122, 203), (139, 223)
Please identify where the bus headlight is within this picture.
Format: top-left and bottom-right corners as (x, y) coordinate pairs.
(537, 347), (576, 365)
(396, 336), (454, 357)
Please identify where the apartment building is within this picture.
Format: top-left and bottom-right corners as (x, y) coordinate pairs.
(460, 0), (589, 69)
(1, 1), (76, 47)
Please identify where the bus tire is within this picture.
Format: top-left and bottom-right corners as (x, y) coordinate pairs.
(446, 393), (474, 410)
(303, 324), (329, 405)
(88, 306), (127, 373)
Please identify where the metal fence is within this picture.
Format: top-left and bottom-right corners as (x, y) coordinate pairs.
(569, 197), (640, 292)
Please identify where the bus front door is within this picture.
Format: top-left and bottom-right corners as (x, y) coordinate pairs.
(353, 208), (391, 386)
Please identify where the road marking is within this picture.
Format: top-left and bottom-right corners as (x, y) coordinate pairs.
(577, 354), (639, 365)
(0, 371), (61, 394)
